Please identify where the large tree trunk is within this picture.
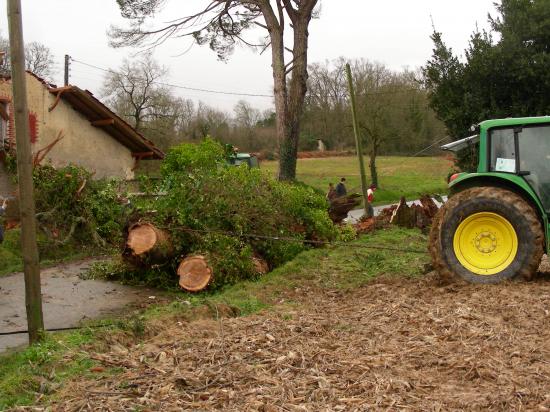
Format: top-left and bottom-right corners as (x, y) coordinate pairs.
(278, 16), (311, 181)
(262, 1), (317, 182)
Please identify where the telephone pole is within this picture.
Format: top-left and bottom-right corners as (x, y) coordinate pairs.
(64, 54), (70, 86)
(7, 0), (44, 344)
(345, 63), (370, 217)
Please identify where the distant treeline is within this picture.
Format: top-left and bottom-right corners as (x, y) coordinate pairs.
(102, 55), (447, 157)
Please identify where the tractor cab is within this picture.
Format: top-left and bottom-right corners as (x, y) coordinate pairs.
(444, 120), (550, 211)
(228, 152), (260, 168)
(432, 116), (550, 284)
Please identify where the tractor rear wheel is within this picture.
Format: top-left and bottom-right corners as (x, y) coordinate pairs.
(429, 187), (543, 284)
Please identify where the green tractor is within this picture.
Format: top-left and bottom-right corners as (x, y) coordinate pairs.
(430, 116), (550, 283)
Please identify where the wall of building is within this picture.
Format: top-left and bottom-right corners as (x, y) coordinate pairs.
(0, 73), (135, 180)
(0, 158), (14, 198)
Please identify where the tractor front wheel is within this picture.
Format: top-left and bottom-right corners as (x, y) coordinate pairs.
(429, 187), (543, 284)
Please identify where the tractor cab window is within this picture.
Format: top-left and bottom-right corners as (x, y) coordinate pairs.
(489, 128), (516, 173)
(518, 125), (550, 212)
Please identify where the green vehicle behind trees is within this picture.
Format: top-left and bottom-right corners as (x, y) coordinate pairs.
(228, 152), (260, 168)
(430, 116), (550, 283)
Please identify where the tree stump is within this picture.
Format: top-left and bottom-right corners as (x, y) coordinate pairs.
(177, 255), (213, 292)
(390, 197), (414, 228)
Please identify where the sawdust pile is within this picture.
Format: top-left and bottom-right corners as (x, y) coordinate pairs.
(47, 272), (550, 411)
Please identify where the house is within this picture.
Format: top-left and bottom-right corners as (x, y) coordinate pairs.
(0, 71), (164, 188)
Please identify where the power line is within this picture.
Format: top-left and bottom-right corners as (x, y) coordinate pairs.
(411, 135), (452, 157)
(71, 58), (274, 98)
(71, 57), (428, 100)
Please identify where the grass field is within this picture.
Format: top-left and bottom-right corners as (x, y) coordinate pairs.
(262, 156), (452, 205)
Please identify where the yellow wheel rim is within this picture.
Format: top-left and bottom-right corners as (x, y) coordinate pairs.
(453, 212), (518, 275)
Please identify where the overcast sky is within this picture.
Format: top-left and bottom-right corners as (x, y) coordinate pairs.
(0, 0), (497, 113)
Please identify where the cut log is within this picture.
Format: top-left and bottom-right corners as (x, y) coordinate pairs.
(252, 256), (269, 274)
(125, 222), (173, 264)
(178, 255), (213, 292)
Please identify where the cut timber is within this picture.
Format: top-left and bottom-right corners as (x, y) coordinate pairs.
(178, 255), (213, 292)
(252, 256), (269, 274)
(126, 222), (172, 263)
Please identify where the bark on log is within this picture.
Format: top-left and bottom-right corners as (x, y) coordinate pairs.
(125, 222), (172, 264)
(177, 255), (213, 292)
(252, 256), (269, 275)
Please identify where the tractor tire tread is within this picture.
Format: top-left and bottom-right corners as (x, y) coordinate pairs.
(429, 187), (543, 283)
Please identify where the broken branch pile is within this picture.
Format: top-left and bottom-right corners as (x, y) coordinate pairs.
(374, 195), (440, 231)
(31, 164), (127, 252)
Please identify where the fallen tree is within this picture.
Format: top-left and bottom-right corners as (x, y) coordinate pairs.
(118, 139), (339, 291)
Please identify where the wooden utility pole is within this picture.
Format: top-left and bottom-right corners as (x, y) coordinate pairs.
(345, 63), (370, 217)
(7, 0), (44, 344)
(64, 54), (70, 86)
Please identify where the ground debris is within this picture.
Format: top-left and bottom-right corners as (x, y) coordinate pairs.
(49, 274), (550, 411)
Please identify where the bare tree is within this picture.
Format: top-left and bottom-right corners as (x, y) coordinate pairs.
(110, 0), (320, 181)
(101, 53), (168, 131)
(25, 42), (55, 79)
(234, 100), (261, 128)
(0, 34), (55, 79)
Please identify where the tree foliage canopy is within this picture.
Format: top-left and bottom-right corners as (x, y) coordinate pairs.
(423, 0), (550, 140)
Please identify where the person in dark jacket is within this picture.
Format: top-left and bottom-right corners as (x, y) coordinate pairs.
(335, 177), (347, 198)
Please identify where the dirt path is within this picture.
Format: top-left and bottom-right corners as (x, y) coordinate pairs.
(51, 271), (550, 411)
(0, 258), (161, 353)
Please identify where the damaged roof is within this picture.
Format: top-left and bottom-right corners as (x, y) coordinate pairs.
(48, 84), (164, 159)
(5, 71), (164, 160)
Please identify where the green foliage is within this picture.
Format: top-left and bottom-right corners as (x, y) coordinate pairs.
(160, 138), (227, 176)
(0, 164), (126, 275)
(127, 139), (338, 290)
(423, 0), (550, 169)
(33, 164), (126, 246)
(337, 224), (358, 242)
(193, 234), (257, 289)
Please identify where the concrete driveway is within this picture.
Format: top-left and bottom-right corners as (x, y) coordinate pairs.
(0, 258), (162, 353)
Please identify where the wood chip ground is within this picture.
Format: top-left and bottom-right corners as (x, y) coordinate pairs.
(43, 271), (550, 411)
